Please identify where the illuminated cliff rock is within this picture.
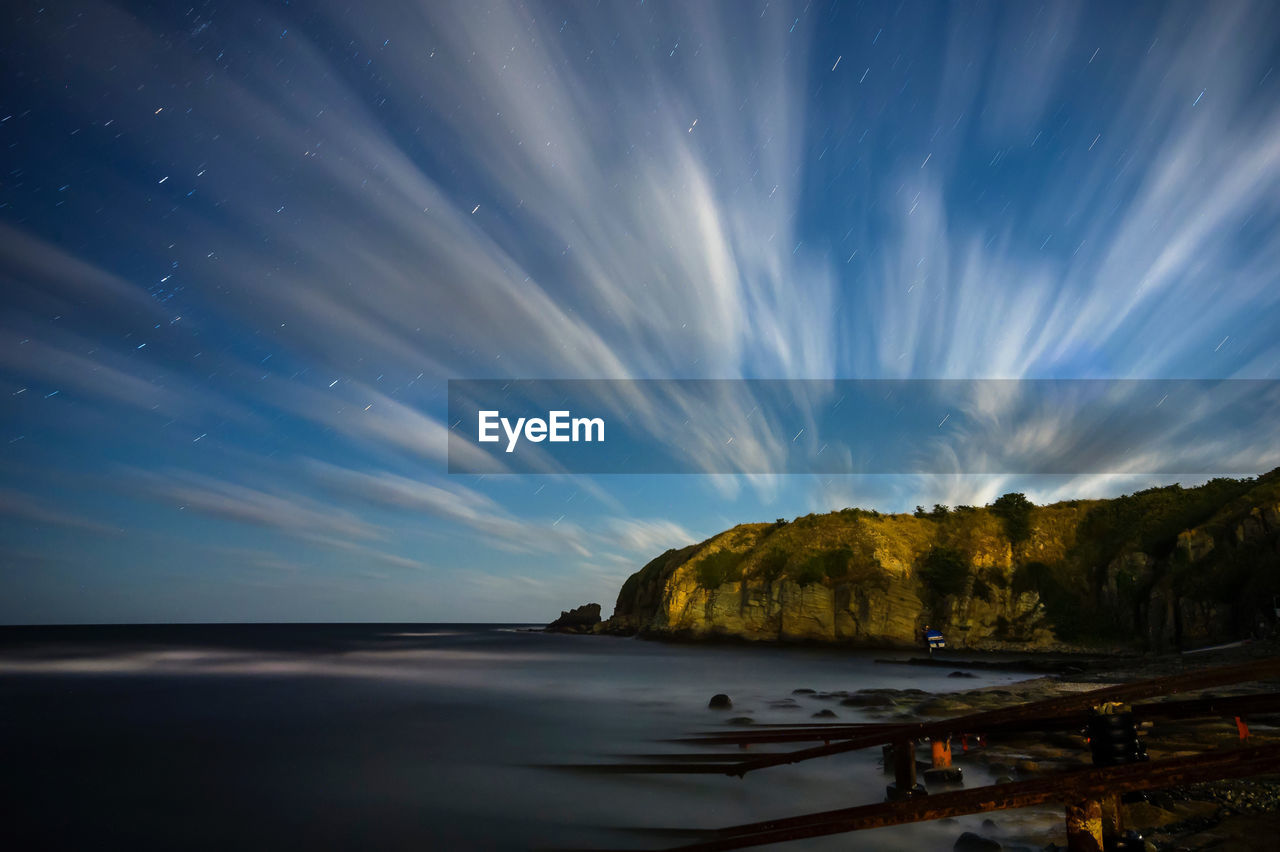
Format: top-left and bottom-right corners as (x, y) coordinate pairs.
(601, 469), (1280, 651)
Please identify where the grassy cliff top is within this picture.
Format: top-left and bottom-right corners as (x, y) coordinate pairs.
(613, 468), (1280, 642)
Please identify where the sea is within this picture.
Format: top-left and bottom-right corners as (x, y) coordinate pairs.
(0, 624), (1059, 850)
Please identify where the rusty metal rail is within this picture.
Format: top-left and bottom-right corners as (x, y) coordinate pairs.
(557, 660), (1280, 777)
(724, 656), (1280, 776)
(637, 743), (1280, 852)
(556, 657), (1280, 851)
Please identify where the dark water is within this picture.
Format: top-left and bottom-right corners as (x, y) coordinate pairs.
(0, 624), (1054, 850)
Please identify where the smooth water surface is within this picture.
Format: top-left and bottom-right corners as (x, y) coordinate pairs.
(0, 624), (1051, 850)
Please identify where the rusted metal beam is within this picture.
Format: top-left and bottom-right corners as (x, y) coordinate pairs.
(548, 761), (749, 774)
(566, 691), (1280, 777)
(569, 675), (1280, 781)
(674, 722), (914, 746)
(637, 743), (1280, 852)
(727, 657), (1280, 775)
(675, 725), (889, 742)
(1135, 690), (1280, 721)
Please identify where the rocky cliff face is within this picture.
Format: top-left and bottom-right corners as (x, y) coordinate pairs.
(601, 470), (1280, 652)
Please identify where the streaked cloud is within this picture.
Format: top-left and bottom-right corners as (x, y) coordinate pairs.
(307, 462), (591, 557)
(1, 1), (1278, 621)
(0, 487), (120, 535)
(132, 469), (383, 543)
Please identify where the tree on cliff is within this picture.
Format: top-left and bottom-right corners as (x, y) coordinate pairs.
(918, 545), (969, 619)
(991, 492), (1034, 546)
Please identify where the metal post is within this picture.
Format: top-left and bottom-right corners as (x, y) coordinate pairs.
(894, 740), (916, 790)
(930, 737), (951, 768)
(1236, 716), (1251, 740)
(885, 739), (924, 800)
(1065, 798), (1104, 852)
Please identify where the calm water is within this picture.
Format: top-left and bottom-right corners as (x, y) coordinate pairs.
(0, 624), (1048, 850)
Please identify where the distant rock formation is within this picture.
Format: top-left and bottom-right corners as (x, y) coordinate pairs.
(596, 469), (1280, 652)
(545, 602), (602, 633)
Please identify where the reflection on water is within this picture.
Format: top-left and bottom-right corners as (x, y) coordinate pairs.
(0, 624), (1042, 850)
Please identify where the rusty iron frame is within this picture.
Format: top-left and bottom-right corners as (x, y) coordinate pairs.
(722, 657), (1280, 776)
(559, 657), (1280, 851)
(634, 744), (1280, 852)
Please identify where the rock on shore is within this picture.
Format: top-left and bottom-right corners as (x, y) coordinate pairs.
(544, 602), (602, 633)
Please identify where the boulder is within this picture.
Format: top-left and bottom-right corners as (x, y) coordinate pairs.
(954, 832), (1001, 852)
(924, 766), (964, 785)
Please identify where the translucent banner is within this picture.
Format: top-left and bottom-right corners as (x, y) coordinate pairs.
(447, 379), (1280, 475)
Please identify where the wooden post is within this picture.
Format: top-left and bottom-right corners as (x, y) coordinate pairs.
(1065, 798), (1104, 852)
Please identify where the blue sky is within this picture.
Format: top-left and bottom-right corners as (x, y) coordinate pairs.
(2, 1), (1278, 623)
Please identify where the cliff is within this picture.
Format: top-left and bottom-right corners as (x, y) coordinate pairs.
(601, 470), (1280, 652)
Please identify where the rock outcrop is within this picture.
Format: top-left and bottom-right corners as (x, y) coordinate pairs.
(598, 469), (1280, 652)
(545, 602), (602, 633)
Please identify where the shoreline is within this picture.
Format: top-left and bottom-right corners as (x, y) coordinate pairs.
(551, 617), (1277, 674)
(554, 619), (1142, 659)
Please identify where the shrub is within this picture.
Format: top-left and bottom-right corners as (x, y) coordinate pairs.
(755, 549), (789, 583)
(793, 547), (853, 586)
(918, 546), (969, 598)
(696, 550), (745, 587)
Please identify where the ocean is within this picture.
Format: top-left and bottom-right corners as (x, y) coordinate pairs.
(0, 624), (1049, 850)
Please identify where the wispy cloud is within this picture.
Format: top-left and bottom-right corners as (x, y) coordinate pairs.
(306, 462), (591, 557)
(865, 2), (1280, 383)
(0, 487), (119, 535)
(3, 0), (1279, 621)
(132, 469), (383, 543)
(602, 518), (700, 557)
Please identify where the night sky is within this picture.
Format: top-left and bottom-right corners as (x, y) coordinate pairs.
(2, 1), (1278, 624)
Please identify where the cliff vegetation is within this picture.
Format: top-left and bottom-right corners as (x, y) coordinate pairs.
(601, 469), (1280, 651)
